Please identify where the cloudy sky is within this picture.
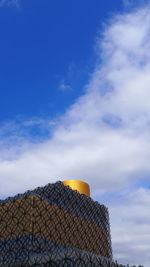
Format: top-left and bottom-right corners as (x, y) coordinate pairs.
(0, 0), (150, 266)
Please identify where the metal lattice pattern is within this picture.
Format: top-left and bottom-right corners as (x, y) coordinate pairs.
(0, 246), (128, 266)
(0, 181), (127, 266)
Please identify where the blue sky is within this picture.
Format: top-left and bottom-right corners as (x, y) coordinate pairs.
(0, 0), (124, 123)
(1, 0), (150, 266)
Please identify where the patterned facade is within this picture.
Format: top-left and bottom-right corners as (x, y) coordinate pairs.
(0, 181), (128, 266)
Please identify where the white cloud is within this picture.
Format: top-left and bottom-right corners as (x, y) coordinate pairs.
(58, 79), (72, 92)
(110, 188), (150, 265)
(122, 0), (149, 8)
(0, 4), (150, 266)
(0, 0), (20, 8)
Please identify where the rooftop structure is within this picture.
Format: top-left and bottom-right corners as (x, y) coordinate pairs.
(0, 180), (132, 266)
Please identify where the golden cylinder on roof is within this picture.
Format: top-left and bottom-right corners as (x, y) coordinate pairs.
(62, 180), (90, 197)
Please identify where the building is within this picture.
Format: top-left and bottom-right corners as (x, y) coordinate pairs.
(0, 180), (128, 266)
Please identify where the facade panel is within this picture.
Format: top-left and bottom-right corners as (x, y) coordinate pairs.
(0, 181), (131, 266)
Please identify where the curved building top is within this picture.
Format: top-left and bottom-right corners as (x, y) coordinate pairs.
(62, 180), (90, 197)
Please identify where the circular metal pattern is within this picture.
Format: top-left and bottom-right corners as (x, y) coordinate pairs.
(0, 181), (128, 266)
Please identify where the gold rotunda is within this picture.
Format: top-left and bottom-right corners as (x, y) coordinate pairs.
(62, 180), (90, 197)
